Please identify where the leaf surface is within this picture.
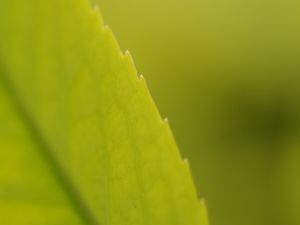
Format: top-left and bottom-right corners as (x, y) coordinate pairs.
(0, 0), (209, 225)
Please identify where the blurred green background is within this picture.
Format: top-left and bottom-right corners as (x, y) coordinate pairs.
(93, 0), (300, 225)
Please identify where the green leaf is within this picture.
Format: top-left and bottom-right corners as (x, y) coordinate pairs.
(0, 0), (209, 225)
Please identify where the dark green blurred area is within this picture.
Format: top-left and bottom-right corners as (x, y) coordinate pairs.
(93, 0), (300, 225)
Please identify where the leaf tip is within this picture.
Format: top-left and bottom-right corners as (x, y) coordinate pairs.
(139, 74), (145, 80)
(182, 157), (189, 165)
(123, 50), (134, 62)
(103, 24), (110, 31)
(89, 2), (105, 27)
(163, 117), (169, 124)
(199, 198), (210, 225)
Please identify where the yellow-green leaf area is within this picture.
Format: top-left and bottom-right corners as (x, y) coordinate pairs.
(0, 0), (209, 225)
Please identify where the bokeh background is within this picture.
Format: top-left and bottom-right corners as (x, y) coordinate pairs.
(93, 0), (300, 225)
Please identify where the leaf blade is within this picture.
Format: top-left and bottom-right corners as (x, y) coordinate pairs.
(0, 0), (209, 225)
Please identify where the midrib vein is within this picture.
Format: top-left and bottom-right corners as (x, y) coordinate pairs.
(0, 66), (101, 225)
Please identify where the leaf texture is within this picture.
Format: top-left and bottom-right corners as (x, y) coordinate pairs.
(0, 0), (209, 225)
